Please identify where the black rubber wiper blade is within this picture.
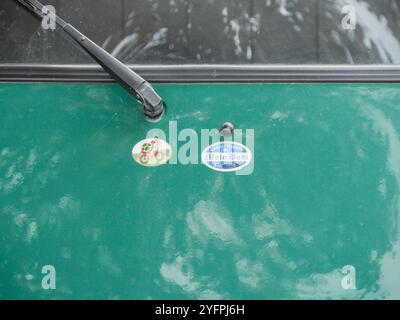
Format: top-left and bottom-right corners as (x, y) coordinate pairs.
(15, 0), (165, 121)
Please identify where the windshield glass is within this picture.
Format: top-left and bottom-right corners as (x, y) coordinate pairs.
(1, 0), (400, 65)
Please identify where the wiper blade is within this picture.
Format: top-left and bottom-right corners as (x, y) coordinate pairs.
(15, 0), (165, 121)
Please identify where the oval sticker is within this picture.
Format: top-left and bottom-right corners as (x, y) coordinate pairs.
(201, 141), (252, 172)
(132, 138), (172, 167)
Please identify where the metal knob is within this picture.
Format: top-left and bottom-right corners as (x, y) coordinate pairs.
(220, 122), (234, 137)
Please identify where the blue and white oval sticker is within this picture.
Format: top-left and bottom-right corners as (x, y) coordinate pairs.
(201, 141), (252, 172)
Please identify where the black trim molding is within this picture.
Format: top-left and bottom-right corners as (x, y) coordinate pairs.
(1, 64), (400, 83)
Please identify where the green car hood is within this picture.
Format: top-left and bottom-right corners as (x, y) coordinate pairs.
(1, 82), (400, 299)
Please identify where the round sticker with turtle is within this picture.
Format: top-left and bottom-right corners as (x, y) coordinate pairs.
(132, 138), (172, 167)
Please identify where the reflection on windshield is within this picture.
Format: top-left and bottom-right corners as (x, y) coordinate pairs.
(1, 0), (400, 64)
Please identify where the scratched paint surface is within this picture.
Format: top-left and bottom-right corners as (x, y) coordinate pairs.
(1, 82), (400, 299)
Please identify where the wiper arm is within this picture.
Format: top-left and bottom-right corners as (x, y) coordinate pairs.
(15, 0), (165, 121)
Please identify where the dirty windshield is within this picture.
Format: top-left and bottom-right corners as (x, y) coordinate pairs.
(1, 0), (400, 65)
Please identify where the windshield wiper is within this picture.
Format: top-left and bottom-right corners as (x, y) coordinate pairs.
(15, 0), (165, 121)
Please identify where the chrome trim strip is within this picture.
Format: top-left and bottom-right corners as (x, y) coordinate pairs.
(1, 64), (400, 82)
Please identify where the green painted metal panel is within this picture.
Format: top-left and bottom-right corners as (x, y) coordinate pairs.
(1, 82), (400, 299)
